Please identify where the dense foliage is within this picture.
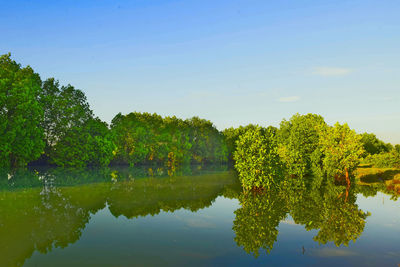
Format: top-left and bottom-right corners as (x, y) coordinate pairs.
(222, 124), (258, 161)
(318, 123), (365, 182)
(39, 78), (116, 167)
(364, 150), (400, 168)
(277, 113), (326, 179)
(360, 132), (392, 155)
(233, 126), (283, 190)
(111, 112), (228, 167)
(51, 118), (116, 167)
(231, 116), (369, 191)
(40, 78), (94, 158)
(0, 54), (44, 168)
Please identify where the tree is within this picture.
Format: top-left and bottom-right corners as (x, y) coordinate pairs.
(277, 113), (326, 179)
(40, 78), (94, 162)
(111, 112), (167, 166)
(233, 126), (283, 191)
(186, 117), (228, 164)
(364, 150), (400, 169)
(360, 132), (391, 155)
(51, 118), (115, 167)
(318, 123), (364, 185)
(111, 112), (227, 167)
(38, 77), (116, 167)
(0, 53), (44, 167)
(222, 124), (257, 162)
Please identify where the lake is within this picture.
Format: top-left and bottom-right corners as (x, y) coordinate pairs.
(0, 166), (399, 266)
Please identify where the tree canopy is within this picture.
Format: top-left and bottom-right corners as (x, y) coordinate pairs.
(233, 126), (283, 191)
(277, 113), (326, 179)
(111, 112), (228, 167)
(0, 53), (44, 167)
(318, 123), (365, 183)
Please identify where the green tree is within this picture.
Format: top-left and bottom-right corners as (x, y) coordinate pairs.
(38, 77), (116, 167)
(233, 126), (282, 191)
(364, 150), (400, 169)
(51, 118), (115, 167)
(360, 132), (391, 155)
(111, 112), (227, 167)
(0, 53), (44, 167)
(277, 113), (326, 179)
(186, 117), (228, 164)
(222, 124), (257, 162)
(111, 112), (167, 166)
(318, 123), (364, 185)
(40, 78), (94, 163)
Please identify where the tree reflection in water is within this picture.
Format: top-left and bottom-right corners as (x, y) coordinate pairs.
(0, 166), (239, 267)
(0, 167), (377, 265)
(232, 176), (370, 257)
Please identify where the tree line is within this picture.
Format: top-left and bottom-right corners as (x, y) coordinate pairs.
(0, 54), (228, 168)
(1, 54), (398, 176)
(226, 114), (400, 191)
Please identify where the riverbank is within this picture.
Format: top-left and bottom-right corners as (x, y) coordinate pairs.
(356, 166), (400, 194)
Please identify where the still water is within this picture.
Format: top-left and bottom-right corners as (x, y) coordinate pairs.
(0, 166), (399, 266)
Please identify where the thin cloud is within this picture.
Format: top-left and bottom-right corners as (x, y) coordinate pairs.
(278, 96), (300, 102)
(310, 247), (359, 257)
(313, 67), (353, 76)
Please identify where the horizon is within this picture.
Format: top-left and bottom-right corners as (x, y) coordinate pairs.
(1, 0), (399, 144)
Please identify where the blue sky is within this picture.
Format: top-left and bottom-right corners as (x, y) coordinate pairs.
(1, 0), (399, 143)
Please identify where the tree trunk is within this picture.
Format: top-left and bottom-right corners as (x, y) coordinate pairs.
(345, 168), (350, 187)
(345, 168), (350, 202)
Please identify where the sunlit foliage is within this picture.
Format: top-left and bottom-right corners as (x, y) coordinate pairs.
(318, 123), (364, 182)
(111, 112), (228, 167)
(277, 113), (326, 179)
(364, 150), (400, 169)
(222, 124), (258, 161)
(233, 126), (283, 191)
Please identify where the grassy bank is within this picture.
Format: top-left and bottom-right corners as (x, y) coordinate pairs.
(355, 166), (400, 194)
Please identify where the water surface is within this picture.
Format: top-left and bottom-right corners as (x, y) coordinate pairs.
(0, 167), (399, 266)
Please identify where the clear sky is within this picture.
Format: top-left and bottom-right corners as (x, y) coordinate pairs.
(1, 0), (399, 144)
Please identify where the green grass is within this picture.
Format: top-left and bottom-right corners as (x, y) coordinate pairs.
(355, 166), (400, 195)
(356, 167), (400, 183)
